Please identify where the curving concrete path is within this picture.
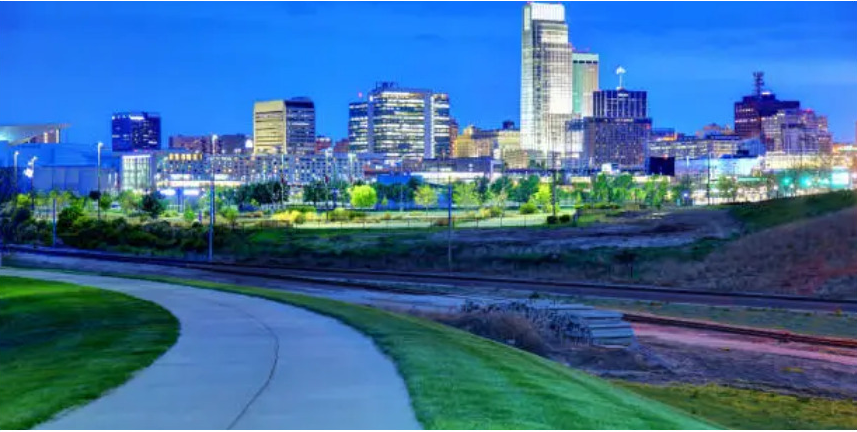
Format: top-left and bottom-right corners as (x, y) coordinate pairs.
(0, 268), (420, 430)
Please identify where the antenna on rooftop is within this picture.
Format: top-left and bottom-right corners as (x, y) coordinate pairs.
(616, 66), (626, 90)
(753, 71), (765, 97)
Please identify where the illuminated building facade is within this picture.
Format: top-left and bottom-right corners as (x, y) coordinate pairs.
(593, 89), (648, 119)
(762, 108), (828, 155)
(521, 2), (573, 163)
(253, 98), (316, 155)
(569, 88), (652, 169)
(169, 134), (249, 154)
(733, 73), (799, 145)
(348, 82), (450, 161)
(572, 52), (599, 118)
(112, 112), (161, 152)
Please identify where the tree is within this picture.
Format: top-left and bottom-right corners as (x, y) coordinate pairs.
(452, 181), (479, 208)
(140, 191), (167, 219)
(611, 173), (634, 204)
(117, 190), (139, 214)
(350, 184), (378, 209)
(715, 175), (738, 203)
(671, 175), (694, 206)
(220, 206), (240, 228)
(512, 174), (540, 203)
(99, 192), (113, 212)
(303, 180), (331, 207)
(592, 173), (612, 204)
(643, 176), (669, 209)
(490, 176), (514, 197)
(474, 176), (491, 205)
(414, 185), (437, 212)
(183, 207), (196, 224)
(531, 183), (552, 211)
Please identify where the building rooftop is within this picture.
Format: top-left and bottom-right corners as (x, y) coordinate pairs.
(0, 123), (69, 145)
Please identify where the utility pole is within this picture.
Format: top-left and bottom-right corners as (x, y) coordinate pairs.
(447, 177), (452, 272)
(551, 151), (558, 219)
(97, 142), (103, 220)
(208, 134), (217, 263)
(52, 195), (57, 247)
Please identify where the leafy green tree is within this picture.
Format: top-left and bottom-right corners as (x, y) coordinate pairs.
(671, 175), (694, 206)
(592, 173), (613, 203)
(220, 206), (240, 228)
(643, 176), (670, 209)
(140, 191), (167, 219)
(117, 190), (139, 214)
(99, 192), (113, 212)
(532, 183), (552, 211)
(183, 207), (196, 224)
(512, 175), (540, 203)
(611, 173), (634, 204)
(350, 184), (378, 209)
(303, 180), (331, 207)
(490, 176), (514, 197)
(453, 181), (479, 208)
(414, 185), (437, 212)
(716, 175), (739, 202)
(474, 176), (492, 205)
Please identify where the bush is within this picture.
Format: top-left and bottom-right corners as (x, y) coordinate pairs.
(432, 218), (450, 227)
(57, 206), (84, 233)
(488, 206), (504, 218)
(546, 215), (558, 225)
(519, 202), (537, 215)
(559, 214), (571, 224)
(291, 205), (316, 214)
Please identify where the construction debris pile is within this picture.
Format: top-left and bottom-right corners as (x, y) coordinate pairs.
(460, 299), (635, 347)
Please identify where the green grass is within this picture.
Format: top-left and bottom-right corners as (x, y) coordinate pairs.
(122, 274), (713, 429)
(618, 383), (857, 430)
(0, 276), (178, 430)
(568, 297), (857, 339)
(729, 190), (857, 232)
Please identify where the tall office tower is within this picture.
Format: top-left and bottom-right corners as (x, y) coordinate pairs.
(347, 82), (450, 161)
(734, 72), (799, 147)
(521, 2), (573, 165)
(253, 98), (316, 155)
(572, 52), (599, 118)
(762, 108), (827, 155)
(569, 87), (651, 169)
(111, 112), (161, 152)
(593, 89), (648, 119)
(348, 101), (369, 153)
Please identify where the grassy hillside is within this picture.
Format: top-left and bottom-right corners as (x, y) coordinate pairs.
(0, 276), (178, 429)
(729, 190), (857, 232)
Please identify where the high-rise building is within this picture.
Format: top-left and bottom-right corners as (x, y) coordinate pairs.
(347, 82), (450, 161)
(568, 88), (652, 170)
(593, 89), (648, 119)
(253, 98), (316, 155)
(169, 133), (249, 154)
(111, 112), (161, 152)
(572, 52), (599, 118)
(733, 72), (799, 146)
(521, 2), (573, 164)
(762, 108), (829, 155)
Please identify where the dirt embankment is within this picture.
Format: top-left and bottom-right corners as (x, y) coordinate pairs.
(650, 207), (857, 299)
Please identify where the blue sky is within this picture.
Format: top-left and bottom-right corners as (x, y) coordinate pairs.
(1, 1), (855, 144)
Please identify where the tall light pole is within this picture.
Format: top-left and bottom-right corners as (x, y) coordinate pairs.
(208, 134), (217, 262)
(97, 142), (104, 220)
(12, 150), (20, 199)
(27, 157), (38, 211)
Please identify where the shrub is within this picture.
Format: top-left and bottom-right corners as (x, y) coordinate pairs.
(546, 215), (558, 224)
(519, 201), (537, 215)
(488, 206), (504, 218)
(559, 214), (572, 224)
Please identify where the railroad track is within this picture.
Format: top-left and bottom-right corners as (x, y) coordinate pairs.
(6, 244), (857, 350)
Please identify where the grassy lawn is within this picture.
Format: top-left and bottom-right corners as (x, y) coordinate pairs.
(618, 383), (857, 430)
(564, 297), (857, 339)
(120, 274), (712, 429)
(0, 276), (178, 430)
(729, 190), (857, 232)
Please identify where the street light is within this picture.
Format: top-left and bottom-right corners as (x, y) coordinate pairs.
(25, 157), (37, 211)
(12, 150), (20, 198)
(208, 134), (217, 262)
(97, 142), (104, 220)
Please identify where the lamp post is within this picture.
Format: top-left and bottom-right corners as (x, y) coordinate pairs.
(13, 150), (20, 200)
(208, 134), (217, 262)
(27, 157), (38, 211)
(97, 142), (104, 220)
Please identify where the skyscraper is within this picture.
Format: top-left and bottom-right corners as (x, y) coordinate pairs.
(253, 98), (316, 155)
(347, 82), (450, 161)
(521, 2), (573, 165)
(733, 72), (799, 145)
(111, 112), (161, 152)
(569, 87), (652, 169)
(572, 52), (599, 118)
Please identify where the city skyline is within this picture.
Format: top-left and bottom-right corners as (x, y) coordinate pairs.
(1, 1), (856, 145)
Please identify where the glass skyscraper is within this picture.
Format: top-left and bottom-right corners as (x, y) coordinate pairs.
(111, 112), (161, 153)
(347, 82), (450, 161)
(521, 2), (573, 165)
(572, 52), (599, 118)
(253, 98), (316, 155)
